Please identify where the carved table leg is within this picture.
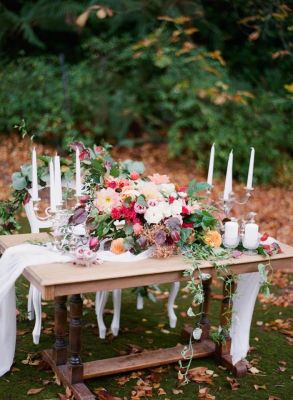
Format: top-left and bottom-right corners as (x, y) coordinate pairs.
(53, 296), (68, 365)
(68, 294), (84, 384)
(200, 276), (212, 340)
(215, 277), (248, 377)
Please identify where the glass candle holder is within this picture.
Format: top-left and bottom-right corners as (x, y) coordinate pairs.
(242, 213), (259, 255)
(223, 218), (240, 249)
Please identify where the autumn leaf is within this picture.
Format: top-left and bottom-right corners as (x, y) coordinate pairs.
(158, 387), (166, 395)
(198, 387), (216, 399)
(249, 366), (260, 374)
(249, 30), (260, 41)
(188, 367), (213, 384)
(27, 388), (44, 396)
(94, 388), (122, 400)
(254, 384), (267, 390)
(226, 377), (240, 390)
(172, 388), (183, 395)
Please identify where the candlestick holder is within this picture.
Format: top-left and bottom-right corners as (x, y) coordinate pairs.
(206, 187), (253, 217)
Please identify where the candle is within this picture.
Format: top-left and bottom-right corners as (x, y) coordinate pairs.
(246, 147), (255, 190)
(54, 154), (62, 205)
(31, 147), (39, 201)
(207, 143), (215, 186)
(49, 159), (56, 212)
(75, 147), (82, 196)
(224, 220), (239, 247)
(243, 223), (259, 248)
(223, 150), (233, 201)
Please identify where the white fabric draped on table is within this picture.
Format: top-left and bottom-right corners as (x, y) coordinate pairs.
(0, 244), (71, 377)
(0, 243), (261, 376)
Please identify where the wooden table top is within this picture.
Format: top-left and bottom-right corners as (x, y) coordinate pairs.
(0, 233), (292, 300)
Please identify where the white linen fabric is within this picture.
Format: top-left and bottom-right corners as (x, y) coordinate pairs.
(0, 244), (71, 377)
(230, 236), (277, 365)
(230, 272), (261, 365)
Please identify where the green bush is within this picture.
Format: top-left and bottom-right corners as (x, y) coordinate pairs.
(0, 5), (292, 184)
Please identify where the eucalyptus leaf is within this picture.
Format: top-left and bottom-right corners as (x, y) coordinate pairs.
(12, 172), (27, 190)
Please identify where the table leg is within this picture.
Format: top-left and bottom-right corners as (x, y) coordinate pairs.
(200, 276), (212, 340)
(53, 295), (68, 365)
(68, 294), (84, 384)
(215, 277), (248, 377)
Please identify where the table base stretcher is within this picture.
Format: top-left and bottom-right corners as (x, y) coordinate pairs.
(43, 276), (247, 400)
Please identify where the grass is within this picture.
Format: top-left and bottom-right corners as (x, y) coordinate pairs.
(0, 274), (292, 400)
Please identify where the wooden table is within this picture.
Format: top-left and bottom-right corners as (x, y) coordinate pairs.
(1, 233), (292, 400)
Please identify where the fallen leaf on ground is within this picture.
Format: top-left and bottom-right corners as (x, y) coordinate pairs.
(254, 384), (267, 390)
(115, 376), (130, 385)
(17, 329), (29, 336)
(188, 367), (213, 384)
(94, 388), (122, 400)
(157, 387), (166, 395)
(27, 388), (44, 395)
(249, 367), (260, 374)
(172, 388), (183, 395)
(268, 396), (281, 400)
(198, 387), (216, 399)
(226, 377), (240, 390)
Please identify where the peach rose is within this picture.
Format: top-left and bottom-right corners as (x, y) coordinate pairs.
(110, 238), (125, 254)
(204, 230), (222, 247)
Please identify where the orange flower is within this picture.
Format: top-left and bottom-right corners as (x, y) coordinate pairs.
(110, 238), (125, 254)
(204, 230), (222, 247)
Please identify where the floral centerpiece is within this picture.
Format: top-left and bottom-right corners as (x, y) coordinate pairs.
(69, 142), (222, 259)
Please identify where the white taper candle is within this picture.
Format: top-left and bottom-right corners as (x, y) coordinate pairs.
(54, 154), (62, 205)
(49, 159), (56, 212)
(223, 150), (233, 201)
(31, 147), (39, 201)
(75, 147), (82, 196)
(207, 143), (215, 186)
(246, 147), (255, 190)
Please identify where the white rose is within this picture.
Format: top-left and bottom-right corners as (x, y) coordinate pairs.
(158, 202), (171, 218)
(144, 206), (163, 224)
(160, 183), (176, 196)
(170, 199), (183, 216)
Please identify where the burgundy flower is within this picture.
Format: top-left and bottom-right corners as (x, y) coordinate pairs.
(80, 195), (90, 205)
(23, 192), (31, 205)
(69, 142), (85, 152)
(171, 230), (181, 242)
(89, 237), (100, 251)
(79, 148), (90, 161)
(182, 222), (193, 228)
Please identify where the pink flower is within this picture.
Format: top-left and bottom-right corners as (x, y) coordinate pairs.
(182, 205), (190, 215)
(134, 203), (146, 214)
(130, 171), (140, 180)
(148, 173), (170, 185)
(94, 188), (121, 213)
(133, 223), (143, 236)
(169, 195), (175, 204)
(111, 208), (122, 220)
(147, 199), (158, 207)
(108, 181), (117, 189)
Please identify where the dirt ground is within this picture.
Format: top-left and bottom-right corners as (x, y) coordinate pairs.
(1, 135), (292, 245)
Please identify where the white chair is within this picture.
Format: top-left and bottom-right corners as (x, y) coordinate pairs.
(95, 282), (181, 338)
(25, 191), (180, 342)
